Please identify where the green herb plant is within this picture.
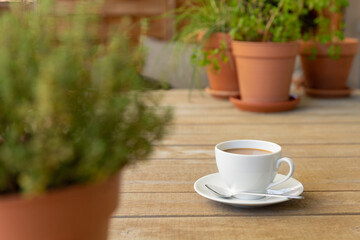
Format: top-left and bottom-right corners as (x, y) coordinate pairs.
(230, 0), (305, 42)
(175, 0), (238, 71)
(0, 0), (172, 195)
(302, 0), (349, 59)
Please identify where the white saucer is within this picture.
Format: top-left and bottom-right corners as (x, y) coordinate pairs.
(194, 173), (304, 207)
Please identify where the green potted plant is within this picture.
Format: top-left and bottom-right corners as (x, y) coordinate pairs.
(230, 0), (304, 112)
(0, 1), (171, 240)
(175, 0), (239, 99)
(300, 0), (359, 98)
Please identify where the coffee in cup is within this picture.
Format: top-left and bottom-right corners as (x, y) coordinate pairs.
(223, 148), (272, 155)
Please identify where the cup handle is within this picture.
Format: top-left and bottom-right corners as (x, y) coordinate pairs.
(267, 157), (295, 190)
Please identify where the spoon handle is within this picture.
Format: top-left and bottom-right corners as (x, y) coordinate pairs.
(234, 191), (304, 199)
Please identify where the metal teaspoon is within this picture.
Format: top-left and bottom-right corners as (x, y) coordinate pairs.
(205, 184), (304, 200)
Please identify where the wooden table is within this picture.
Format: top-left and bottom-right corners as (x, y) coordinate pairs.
(109, 89), (360, 239)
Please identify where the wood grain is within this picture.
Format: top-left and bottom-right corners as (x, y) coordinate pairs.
(120, 157), (360, 192)
(102, 0), (174, 16)
(160, 89), (360, 105)
(160, 123), (360, 145)
(109, 216), (360, 240)
(56, 0), (177, 41)
(101, 0), (176, 41)
(159, 91), (360, 118)
(113, 192), (360, 217)
(157, 90), (360, 145)
(150, 144), (360, 159)
(174, 114), (360, 124)
(110, 90), (360, 240)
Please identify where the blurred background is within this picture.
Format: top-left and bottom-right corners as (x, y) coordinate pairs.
(0, 0), (359, 89)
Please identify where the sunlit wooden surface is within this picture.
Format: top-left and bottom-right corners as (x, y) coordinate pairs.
(109, 89), (360, 240)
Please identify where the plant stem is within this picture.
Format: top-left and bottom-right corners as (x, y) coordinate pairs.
(262, 0), (284, 42)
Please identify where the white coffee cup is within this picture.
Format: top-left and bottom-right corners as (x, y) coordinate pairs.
(215, 140), (294, 200)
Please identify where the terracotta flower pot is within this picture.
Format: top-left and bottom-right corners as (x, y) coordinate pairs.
(300, 38), (359, 90)
(198, 32), (239, 99)
(232, 41), (299, 103)
(0, 173), (120, 240)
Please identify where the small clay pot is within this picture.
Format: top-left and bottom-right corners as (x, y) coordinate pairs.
(198, 32), (239, 98)
(0, 173), (120, 240)
(300, 38), (359, 91)
(232, 41), (299, 103)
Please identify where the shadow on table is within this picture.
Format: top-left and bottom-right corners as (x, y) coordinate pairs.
(207, 192), (311, 216)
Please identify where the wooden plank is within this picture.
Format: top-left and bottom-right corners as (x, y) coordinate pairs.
(56, 0), (176, 41)
(108, 216), (360, 240)
(113, 192), (360, 217)
(170, 123), (360, 136)
(160, 123), (360, 145)
(160, 89), (360, 103)
(174, 115), (360, 125)
(158, 90), (360, 115)
(168, 100), (360, 115)
(159, 89), (360, 104)
(150, 144), (360, 159)
(110, 89), (360, 240)
(120, 157), (360, 192)
(101, 0), (175, 41)
(156, 90), (360, 117)
(102, 0), (170, 16)
(172, 106), (360, 117)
